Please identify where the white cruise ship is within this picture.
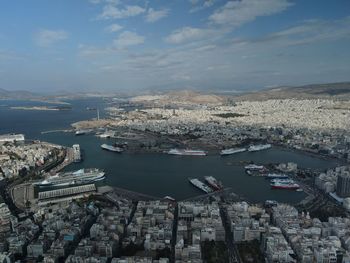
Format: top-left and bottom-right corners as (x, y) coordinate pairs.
(248, 144), (272, 152)
(35, 168), (105, 188)
(220, 147), (246, 156)
(168, 149), (206, 156)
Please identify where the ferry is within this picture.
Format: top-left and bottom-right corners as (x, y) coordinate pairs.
(72, 144), (82, 163)
(204, 176), (223, 191)
(266, 173), (289, 180)
(220, 148), (246, 156)
(101, 144), (123, 153)
(248, 144), (272, 152)
(270, 178), (294, 184)
(75, 130), (89, 136)
(271, 181), (300, 190)
(168, 149), (206, 156)
(188, 178), (213, 193)
(244, 164), (265, 170)
(35, 168), (105, 188)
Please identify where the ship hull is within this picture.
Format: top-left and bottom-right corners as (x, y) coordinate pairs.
(271, 185), (300, 190)
(168, 149), (206, 156)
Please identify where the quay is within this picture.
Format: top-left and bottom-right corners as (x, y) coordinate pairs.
(38, 184), (96, 200)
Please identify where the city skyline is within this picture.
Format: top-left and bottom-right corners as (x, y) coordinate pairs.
(0, 0), (350, 93)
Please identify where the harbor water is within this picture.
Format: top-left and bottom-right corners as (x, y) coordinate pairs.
(0, 99), (342, 203)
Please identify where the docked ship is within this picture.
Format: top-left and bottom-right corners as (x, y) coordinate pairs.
(72, 144), (82, 163)
(204, 176), (223, 191)
(220, 148), (246, 156)
(266, 173), (289, 180)
(101, 144), (123, 153)
(248, 144), (272, 152)
(271, 181), (300, 190)
(75, 129), (90, 136)
(35, 168), (105, 188)
(270, 178), (294, 184)
(168, 149), (206, 156)
(188, 178), (213, 193)
(244, 164), (265, 170)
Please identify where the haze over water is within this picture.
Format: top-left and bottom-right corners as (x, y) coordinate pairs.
(0, 99), (341, 202)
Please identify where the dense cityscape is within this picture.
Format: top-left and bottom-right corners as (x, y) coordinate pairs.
(1, 90), (350, 262)
(1, 0), (350, 262)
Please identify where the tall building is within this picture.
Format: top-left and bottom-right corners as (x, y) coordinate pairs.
(336, 173), (350, 198)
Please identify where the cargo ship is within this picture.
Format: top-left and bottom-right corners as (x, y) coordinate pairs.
(188, 178), (213, 193)
(168, 149), (206, 156)
(271, 181), (300, 190)
(220, 148), (246, 156)
(266, 173), (289, 180)
(101, 144), (123, 153)
(244, 164), (265, 170)
(204, 176), (223, 191)
(35, 168), (105, 188)
(248, 144), (272, 152)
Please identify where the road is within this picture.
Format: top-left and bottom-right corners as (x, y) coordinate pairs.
(219, 200), (241, 263)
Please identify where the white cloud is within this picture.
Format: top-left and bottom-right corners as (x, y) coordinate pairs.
(165, 27), (211, 44)
(89, 0), (120, 4)
(98, 4), (145, 19)
(190, 0), (217, 13)
(105, 23), (123, 33)
(114, 31), (145, 48)
(34, 29), (68, 47)
(145, 8), (169, 23)
(89, 0), (102, 4)
(209, 0), (293, 27)
(237, 17), (350, 47)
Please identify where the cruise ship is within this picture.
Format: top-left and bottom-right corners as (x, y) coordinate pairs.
(266, 173), (289, 179)
(204, 176), (223, 191)
(35, 168), (105, 188)
(244, 164), (265, 170)
(188, 178), (213, 193)
(248, 144), (272, 152)
(168, 149), (206, 156)
(101, 144), (123, 153)
(220, 148), (246, 156)
(271, 181), (300, 190)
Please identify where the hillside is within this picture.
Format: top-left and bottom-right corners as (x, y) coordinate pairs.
(130, 90), (227, 106)
(234, 82), (350, 101)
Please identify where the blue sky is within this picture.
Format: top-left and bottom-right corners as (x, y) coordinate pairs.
(0, 0), (349, 93)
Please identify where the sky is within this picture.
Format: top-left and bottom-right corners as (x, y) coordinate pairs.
(0, 0), (350, 93)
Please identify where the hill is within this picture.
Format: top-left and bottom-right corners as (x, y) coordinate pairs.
(234, 82), (350, 101)
(130, 90), (227, 106)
